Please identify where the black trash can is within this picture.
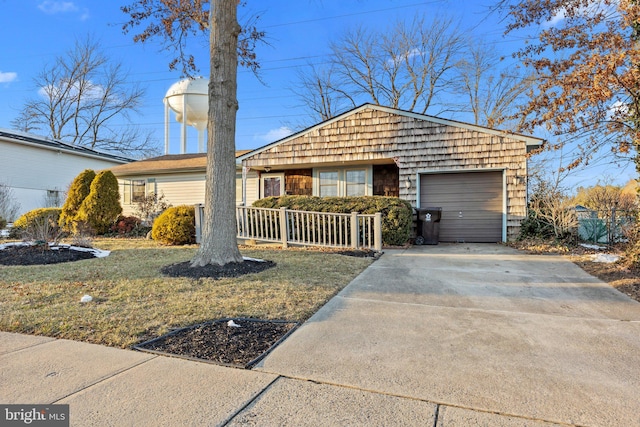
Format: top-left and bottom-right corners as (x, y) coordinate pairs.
(414, 207), (442, 245)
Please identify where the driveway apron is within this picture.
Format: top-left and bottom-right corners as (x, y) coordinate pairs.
(256, 244), (640, 427)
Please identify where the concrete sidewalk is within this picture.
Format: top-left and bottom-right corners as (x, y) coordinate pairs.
(2, 244), (640, 426)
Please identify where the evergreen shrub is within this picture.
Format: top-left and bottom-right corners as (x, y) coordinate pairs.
(151, 205), (196, 245)
(59, 169), (96, 232)
(10, 208), (62, 240)
(76, 170), (122, 234)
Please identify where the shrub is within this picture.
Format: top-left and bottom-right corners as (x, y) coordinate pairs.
(76, 170), (122, 235)
(519, 181), (577, 241)
(0, 216), (7, 230)
(111, 215), (142, 234)
(151, 205), (196, 245)
(11, 208), (62, 243)
(135, 192), (171, 225)
(109, 215), (151, 237)
(59, 169), (96, 232)
(253, 195), (413, 246)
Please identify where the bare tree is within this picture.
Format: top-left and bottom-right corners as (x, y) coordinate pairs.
(452, 41), (534, 130)
(295, 14), (467, 121)
(292, 64), (351, 123)
(122, 0), (263, 267)
(11, 37), (157, 157)
(0, 182), (20, 222)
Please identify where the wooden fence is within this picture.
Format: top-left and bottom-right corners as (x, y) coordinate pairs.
(195, 205), (382, 251)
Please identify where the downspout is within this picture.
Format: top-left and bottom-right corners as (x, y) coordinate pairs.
(241, 161), (248, 206)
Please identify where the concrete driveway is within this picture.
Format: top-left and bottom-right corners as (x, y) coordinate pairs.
(255, 244), (640, 426)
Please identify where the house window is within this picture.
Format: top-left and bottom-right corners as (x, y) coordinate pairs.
(260, 173), (285, 198)
(319, 171), (339, 197)
(264, 177), (281, 197)
(131, 180), (145, 202)
(345, 169), (366, 196)
(44, 190), (61, 207)
(314, 167), (372, 197)
(122, 180), (146, 204)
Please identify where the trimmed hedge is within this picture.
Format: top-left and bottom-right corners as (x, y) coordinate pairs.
(253, 195), (413, 246)
(151, 205), (196, 245)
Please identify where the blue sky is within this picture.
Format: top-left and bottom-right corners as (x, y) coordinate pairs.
(0, 0), (634, 189)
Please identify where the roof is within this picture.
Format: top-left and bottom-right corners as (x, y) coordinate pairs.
(109, 151), (252, 176)
(0, 128), (134, 163)
(238, 104), (545, 161)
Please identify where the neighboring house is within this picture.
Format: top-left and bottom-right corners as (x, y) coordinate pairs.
(110, 104), (543, 242)
(0, 129), (132, 220)
(239, 104), (542, 242)
(109, 151), (254, 217)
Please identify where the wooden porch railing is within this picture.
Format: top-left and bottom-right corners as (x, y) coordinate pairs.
(195, 204), (382, 251)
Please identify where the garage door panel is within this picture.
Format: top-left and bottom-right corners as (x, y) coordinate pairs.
(420, 171), (503, 243)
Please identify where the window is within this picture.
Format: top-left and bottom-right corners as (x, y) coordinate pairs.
(260, 173), (285, 199)
(131, 180), (145, 202)
(263, 177), (281, 197)
(122, 180), (146, 204)
(44, 190), (61, 207)
(319, 171), (339, 197)
(345, 170), (366, 196)
(314, 167), (372, 197)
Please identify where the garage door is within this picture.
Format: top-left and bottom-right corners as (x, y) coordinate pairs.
(419, 171), (503, 243)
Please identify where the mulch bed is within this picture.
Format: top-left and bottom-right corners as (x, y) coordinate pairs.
(0, 244), (96, 266)
(134, 319), (298, 368)
(160, 259), (276, 279)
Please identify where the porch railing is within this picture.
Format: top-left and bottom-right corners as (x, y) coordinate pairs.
(195, 204), (382, 251)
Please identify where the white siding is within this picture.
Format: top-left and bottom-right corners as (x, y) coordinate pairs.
(155, 173), (206, 206)
(117, 167), (260, 216)
(1, 138), (128, 219)
(244, 170), (260, 206)
(118, 173), (207, 216)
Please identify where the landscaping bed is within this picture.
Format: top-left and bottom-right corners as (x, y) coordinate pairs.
(135, 318), (298, 368)
(0, 244), (96, 265)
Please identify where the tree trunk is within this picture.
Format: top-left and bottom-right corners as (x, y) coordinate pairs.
(191, 0), (244, 267)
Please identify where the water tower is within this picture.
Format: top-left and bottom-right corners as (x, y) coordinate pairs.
(163, 77), (209, 154)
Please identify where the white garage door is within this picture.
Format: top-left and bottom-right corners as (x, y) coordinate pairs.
(419, 171), (503, 243)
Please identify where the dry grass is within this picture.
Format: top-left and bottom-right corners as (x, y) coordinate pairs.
(0, 238), (373, 348)
(509, 237), (640, 304)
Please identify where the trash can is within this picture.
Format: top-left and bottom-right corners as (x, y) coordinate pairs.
(414, 207), (442, 245)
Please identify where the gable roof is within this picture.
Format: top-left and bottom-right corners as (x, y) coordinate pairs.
(0, 128), (134, 163)
(109, 151), (252, 176)
(238, 104), (544, 161)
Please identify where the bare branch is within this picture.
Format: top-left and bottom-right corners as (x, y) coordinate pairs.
(11, 36), (157, 157)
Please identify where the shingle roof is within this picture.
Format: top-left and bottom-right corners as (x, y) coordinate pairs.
(238, 104), (544, 161)
(109, 151), (252, 176)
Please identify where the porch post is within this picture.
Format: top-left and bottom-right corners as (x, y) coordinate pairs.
(241, 163), (248, 206)
(351, 212), (359, 249)
(374, 212), (382, 251)
(279, 207), (288, 248)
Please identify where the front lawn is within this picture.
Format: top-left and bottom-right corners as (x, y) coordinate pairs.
(0, 239), (373, 348)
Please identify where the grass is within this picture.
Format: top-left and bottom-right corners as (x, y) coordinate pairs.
(0, 238), (374, 348)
